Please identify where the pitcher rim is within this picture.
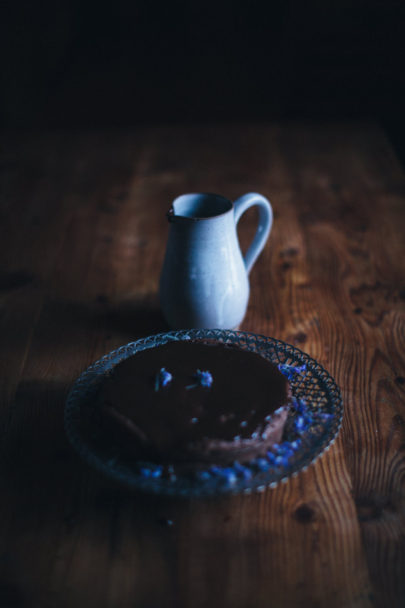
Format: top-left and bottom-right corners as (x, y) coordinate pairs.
(168, 192), (233, 222)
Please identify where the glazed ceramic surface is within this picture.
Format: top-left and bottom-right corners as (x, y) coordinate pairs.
(159, 192), (272, 329)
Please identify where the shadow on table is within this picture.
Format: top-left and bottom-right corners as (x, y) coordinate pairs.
(101, 297), (169, 338)
(2, 378), (197, 529)
(1, 378), (238, 607)
(48, 294), (169, 341)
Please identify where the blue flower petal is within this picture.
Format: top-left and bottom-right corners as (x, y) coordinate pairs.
(233, 462), (253, 479)
(255, 458), (270, 471)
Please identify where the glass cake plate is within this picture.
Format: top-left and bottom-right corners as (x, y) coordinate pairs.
(64, 329), (343, 497)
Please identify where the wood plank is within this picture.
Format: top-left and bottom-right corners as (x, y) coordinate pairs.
(261, 125), (405, 608)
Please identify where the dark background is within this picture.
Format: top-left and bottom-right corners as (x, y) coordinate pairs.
(1, 0), (405, 163)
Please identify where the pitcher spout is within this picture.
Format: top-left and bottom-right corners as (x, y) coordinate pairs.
(167, 207), (176, 222)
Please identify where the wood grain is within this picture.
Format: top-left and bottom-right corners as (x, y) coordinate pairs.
(0, 124), (404, 608)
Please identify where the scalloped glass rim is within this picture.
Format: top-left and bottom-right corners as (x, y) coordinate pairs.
(64, 329), (343, 497)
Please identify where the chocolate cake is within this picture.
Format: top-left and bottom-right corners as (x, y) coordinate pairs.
(99, 341), (292, 469)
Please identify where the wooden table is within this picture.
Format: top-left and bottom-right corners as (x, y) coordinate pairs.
(1, 124), (404, 608)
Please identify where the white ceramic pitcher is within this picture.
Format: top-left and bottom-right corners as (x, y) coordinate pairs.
(159, 192), (273, 329)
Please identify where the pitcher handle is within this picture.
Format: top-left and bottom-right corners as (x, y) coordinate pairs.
(233, 192), (273, 275)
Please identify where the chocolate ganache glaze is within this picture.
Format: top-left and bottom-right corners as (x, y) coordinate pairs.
(100, 341), (292, 467)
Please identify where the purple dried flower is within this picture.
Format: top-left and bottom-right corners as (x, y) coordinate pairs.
(292, 397), (308, 414)
(266, 440), (299, 466)
(255, 458), (270, 472)
(290, 439), (302, 451)
(154, 367), (173, 391)
(199, 370), (213, 387)
(278, 363), (307, 380)
(294, 415), (308, 433)
(317, 412), (334, 421)
(277, 442), (295, 458)
(196, 470), (211, 481)
(220, 468), (238, 484)
(282, 455), (291, 467)
(186, 369), (213, 390)
(150, 466), (162, 478)
(233, 461), (253, 479)
(210, 466), (222, 476)
(210, 466), (237, 484)
(140, 467), (152, 478)
(275, 454), (289, 467)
